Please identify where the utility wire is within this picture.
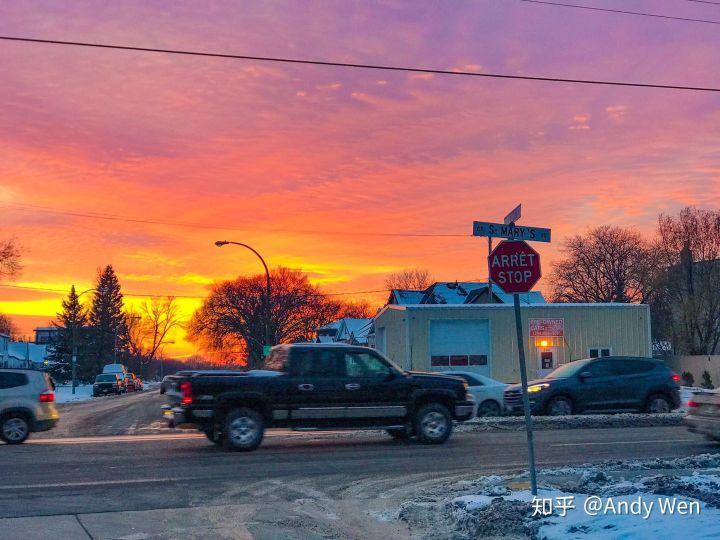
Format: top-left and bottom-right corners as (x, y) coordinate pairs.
(1, 203), (468, 238)
(0, 282), (392, 298)
(520, 0), (720, 25)
(0, 35), (719, 92)
(684, 0), (720, 6)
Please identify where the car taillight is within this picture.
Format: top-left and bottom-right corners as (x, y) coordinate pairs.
(687, 399), (699, 408)
(180, 381), (193, 405)
(671, 373), (681, 382)
(39, 391), (55, 403)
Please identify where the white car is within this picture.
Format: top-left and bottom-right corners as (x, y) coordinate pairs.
(441, 371), (507, 417)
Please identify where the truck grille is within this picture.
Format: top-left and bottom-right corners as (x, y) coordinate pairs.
(504, 389), (522, 408)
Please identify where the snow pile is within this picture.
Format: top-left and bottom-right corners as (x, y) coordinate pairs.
(54, 384), (93, 403)
(397, 455), (720, 539)
(457, 412), (685, 432)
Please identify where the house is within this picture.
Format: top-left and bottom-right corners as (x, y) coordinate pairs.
(8, 341), (49, 369)
(373, 303), (652, 382)
(387, 281), (545, 306)
(0, 333), (9, 368)
(34, 326), (60, 345)
(315, 318), (373, 346)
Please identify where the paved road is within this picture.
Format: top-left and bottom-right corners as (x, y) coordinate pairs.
(0, 423), (717, 539)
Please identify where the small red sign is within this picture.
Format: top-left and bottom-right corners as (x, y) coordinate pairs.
(530, 318), (564, 337)
(489, 240), (541, 293)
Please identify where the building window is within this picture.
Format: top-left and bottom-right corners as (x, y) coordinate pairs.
(589, 347), (612, 358)
(431, 355), (450, 366)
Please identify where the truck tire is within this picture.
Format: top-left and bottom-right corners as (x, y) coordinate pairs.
(1, 413), (30, 445)
(222, 408), (264, 452)
(413, 403), (452, 444)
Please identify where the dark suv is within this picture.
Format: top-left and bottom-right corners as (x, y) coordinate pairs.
(504, 356), (681, 416)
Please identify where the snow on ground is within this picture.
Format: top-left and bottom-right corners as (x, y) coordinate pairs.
(54, 384), (94, 403)
(396, 454), (720, 539)
(458, 412), (685, 432)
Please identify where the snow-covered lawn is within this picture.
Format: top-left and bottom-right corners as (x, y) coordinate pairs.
(54, 384), (94, 403)
(397, 454), (720, 539)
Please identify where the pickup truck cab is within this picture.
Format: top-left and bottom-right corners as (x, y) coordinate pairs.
(167, 343), (475, 451)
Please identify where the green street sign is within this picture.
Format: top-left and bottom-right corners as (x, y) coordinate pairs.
(263, 345), (272, 357)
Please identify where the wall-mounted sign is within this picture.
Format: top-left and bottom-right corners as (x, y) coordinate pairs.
(529, 318), (564, 337)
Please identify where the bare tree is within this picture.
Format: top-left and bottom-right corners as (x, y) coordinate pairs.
(654, 207), (720, 354)
(188, 267), (349, 369)
(0, 238), (22, 280)
(549, 226), (660, 304)
(125, 297), (183, 369)
(0, 313), (20, 339)
(385, 268), (434, 291)
(336, 299), (375, 319)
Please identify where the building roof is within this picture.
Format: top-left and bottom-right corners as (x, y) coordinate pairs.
(420, 282), (545, 305)
(388, 289), (425, 305)
(383, 302), (649, 311)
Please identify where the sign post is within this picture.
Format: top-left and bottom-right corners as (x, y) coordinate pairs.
(487, 236), (544, 496)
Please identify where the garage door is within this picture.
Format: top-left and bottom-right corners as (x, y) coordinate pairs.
(429, 319), (491, 376)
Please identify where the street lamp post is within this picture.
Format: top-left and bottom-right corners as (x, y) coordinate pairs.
(215, 241), (272, 356)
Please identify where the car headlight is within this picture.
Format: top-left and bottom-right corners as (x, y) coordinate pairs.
(528, 383), (550, 393)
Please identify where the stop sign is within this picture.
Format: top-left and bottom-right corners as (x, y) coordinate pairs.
(489, 240), (541, 293)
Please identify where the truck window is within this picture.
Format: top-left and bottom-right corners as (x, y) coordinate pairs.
(265, 347), (289, 372)
(344, 352), (391, 378)
(290, 349), (340, 377)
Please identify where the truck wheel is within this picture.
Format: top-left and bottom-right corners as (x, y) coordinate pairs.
(1, 413), (30, 445)
(414, 403), (452, 444)
(222, 408), (264, 452)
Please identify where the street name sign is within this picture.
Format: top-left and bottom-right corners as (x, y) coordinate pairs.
(504, 204), (522, 225)
(473, 221), (551, 243)
(488, 240), (541, 294)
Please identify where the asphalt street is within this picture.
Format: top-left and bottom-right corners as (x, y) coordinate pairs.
(1, 392), (718, 539)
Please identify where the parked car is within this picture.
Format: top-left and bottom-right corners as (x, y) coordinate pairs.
(125, 373), (137, 392)
(134, 376), (144, 391)
(92, 373), (123, 396)
(166, 343), (475, 451)
(440, 371), (507, 417)
(0, 368), (59, 444)
(504, 356), (681, 416)
(685, 391), (720, 441)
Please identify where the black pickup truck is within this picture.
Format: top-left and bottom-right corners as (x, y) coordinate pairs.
(165, 343), (475, 451)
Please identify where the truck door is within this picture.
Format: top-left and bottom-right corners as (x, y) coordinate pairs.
(338, 350), (410, 423)
(285, 348), (345, 425)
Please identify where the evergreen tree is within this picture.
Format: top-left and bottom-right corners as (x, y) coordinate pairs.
(48, 286), (88, 383)
(87, 265), (127, 377)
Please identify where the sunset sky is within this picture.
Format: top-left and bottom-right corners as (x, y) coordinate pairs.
(1, 0), (719, 358)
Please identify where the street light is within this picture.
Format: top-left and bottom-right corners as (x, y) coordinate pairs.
(214, 240), (272, 355)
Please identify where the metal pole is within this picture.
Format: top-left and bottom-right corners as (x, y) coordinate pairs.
(488, 237), (494, 303)
(514, 293), (537, 495)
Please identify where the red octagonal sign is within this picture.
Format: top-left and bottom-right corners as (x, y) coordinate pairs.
(489, 240), (541, 294)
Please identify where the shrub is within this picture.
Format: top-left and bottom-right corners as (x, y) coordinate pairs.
(701, 370), (715, 390)
(681, 371), (695, 387)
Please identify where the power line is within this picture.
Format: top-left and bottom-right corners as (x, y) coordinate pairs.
(1, 203), (468, 238)
(520, 0), (720, 25)
(1, 35), (719, 92)
(0, 283), (392, 298)
(684, 0), (720, 6)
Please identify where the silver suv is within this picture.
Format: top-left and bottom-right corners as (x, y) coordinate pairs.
(0, 369), (59, 444)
